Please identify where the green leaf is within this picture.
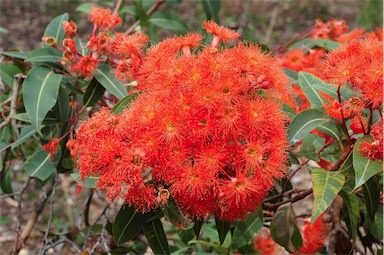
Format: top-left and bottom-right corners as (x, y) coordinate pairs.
(339, 190), (359, 241)
(75, 3), (100, 14)
(316, 122), (345, 149)
(0, 168), (13, 195)
(201, 0), (221, 23)
(231, 212), (262, 249)
(143, 218), (170, 255)
(1, 51), (28, 59)
(311, 168), (345, 223)
(113, 205), (146, 245)
(290, 38), (339, 51)
(52, 86), (70, 123)
(25, 48), (62, 63)
(94, 64), (127, 100)
(23, 66), (62, 134)
(75, 38), (88, 56)
(148, 11), (187, 31)
(70, 173), (99, 188)
(282, 103), (296, 120)
(288, 109), (329, 144)
(284, 68), (298, 84)
(215, 218), (230, 245)
(161, 199), (194, 230)
(362, 176), (380, 222)
(120, 5), (138, 16)
(23, 150), (56, 181)
(353, 136), (383, 190)
(11, 125), (38, 149)
(112, 92), (141, 114)
(270, 204), (302, 253)
(43, 13), (68, 47)
(0, 63), (22, 86)
(193, 219), (203, 239)
(366, 208), (383, 241)
(297, 134), (325, 161)
(83, 78), (105, 108)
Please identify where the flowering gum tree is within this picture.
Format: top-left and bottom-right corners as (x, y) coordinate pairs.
(68, 18), (290, 221)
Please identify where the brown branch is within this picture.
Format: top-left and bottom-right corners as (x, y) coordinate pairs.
(329, 148), (352, 172)
(13, 178), (54, 254)
(124, 0), (165, 35)
(112, 0), (124, 15)
(327, 195), (343, 254)
(263, 5), (279, 45)
(263, 188), (313, 210)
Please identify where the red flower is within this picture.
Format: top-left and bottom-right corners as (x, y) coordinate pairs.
(88, 7), (121, 30)
(43, 138), (60, 158)
(202, 21), (240, 47)
(358, 119), (383, 161)
(298, 216), (327, 255)
(63, 20), (77, 37)
(71, 56), (98, 79)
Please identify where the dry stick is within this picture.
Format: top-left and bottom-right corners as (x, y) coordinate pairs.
(263, 188), (313, 211)
(90, 206), (111, 255)
(13, 178), (55, 254)
(40, 171), (58, 255)
(263, 5), (279, 46)
(82, 204), (110, 251)
(327, 195), (343, 254)
(112, 0), (124, 15)
(282, 158), (311, 192)
(84, 189), (94, 227)
(124, 0), (165, 35)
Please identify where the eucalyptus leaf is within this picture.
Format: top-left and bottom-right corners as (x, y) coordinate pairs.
(43, 13), (68, 47)
(143, 218), (170, 255)
(23, 150), (56, 181)
(94, 64), (127, 100)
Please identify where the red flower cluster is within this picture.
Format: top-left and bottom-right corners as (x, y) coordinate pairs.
(68, 21), (289, 220)
(298, 216), (327, 255)
(358, 119), (383, 161)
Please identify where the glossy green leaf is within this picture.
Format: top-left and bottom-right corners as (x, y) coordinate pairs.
(288, 109), (329, 144)
(232, 212), (262, 249)
(311, 168), (345, 223)
(43, 13), (68, 47)
(94, 64), (127, 100)
(339, 190), (359, 241)
(215, 218), (230, 245)
(316, 122), (345, 149)
(113, 205), (146, 245)
(290, 38), (339, 51)
(23, 150), (56, 181)
(11, 125), (38, 149)
(193, 219), (203, 239)
(70, 173), (99, 188)
(1, 51), (28, 59)
(25, 48), (62, 63)
(366, 208), (383, 241)
(0, 168), (13, 195)
(52, 86), (70, 123)
(23, 66), (62, 134)
(362, 176), (380, 222)
(161, 199), (194, 230)
(297, 134), (325, 161)
(143, 218), (170, 255)
(11, 112), (58, 125)
(270, 204), (302, 253)
(112, 92), (140, 114)
(83, 78), (105, 108)
(282, 103), (296, 120)
(284, 69), (298, 84)
(353, 136), (383, 190)
(0, 63), (22, 86)
(201, 0), (221, 23)
(148, 11), (187, 31)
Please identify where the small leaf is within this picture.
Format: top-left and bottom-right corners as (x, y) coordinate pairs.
(23, 66), (62, 134)
(232, 211), (262, 249)
(161, 199), (194, 230)
(201, 0), (221, 23)
(362, 176), (380, 222)
(0, 168), (13, 195)
(215, 218), (230, 245)
(270, 204), (302, 253)
(311, 168), (345, 223)
(112, 92), (140, 114)
(143, 218), (170, 255)
(70, 173), (99, 188)
(113, 205), (146, 245)
(0, 63), (22, 86)
(353, 136), (383, 190)
(83, 78), (105, 108)
(94, 64), (127, 100)
(148, 11), (187, 31)
(288, 109), (329, 144)
(11, 125), (38, 149)
(25, 48), (62, 63)
(339, 190), (359, 241)
(1, 51), (28, 59)
(52, 86), (70, 123)
(43, 13), (68, 47)
(23, 150), (56, 181)
(311, 39), (339, 51)
(76, 3), (100, 14)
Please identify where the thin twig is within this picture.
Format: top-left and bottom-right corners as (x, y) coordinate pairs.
(40, 171), (59, 255)
(112, 0), (124, 15)
(90, 206), (111, 255)
(282, 158), (311, 192)
(84, 189), (94, 227)
(82, 204), (110, 251)
(263, 188), (313, 210)
(124, 0), (165, 35)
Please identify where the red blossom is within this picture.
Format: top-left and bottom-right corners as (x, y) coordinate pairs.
(298, 216), (327, 255)
(202, 20), (240, 47)
(71, 56), (98, 79)
(88, 6), (121, 30)
(63, 20), (77, 37)
(43, 138), (60, 158)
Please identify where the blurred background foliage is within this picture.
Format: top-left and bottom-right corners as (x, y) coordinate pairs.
(0, 0), (382, 51)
